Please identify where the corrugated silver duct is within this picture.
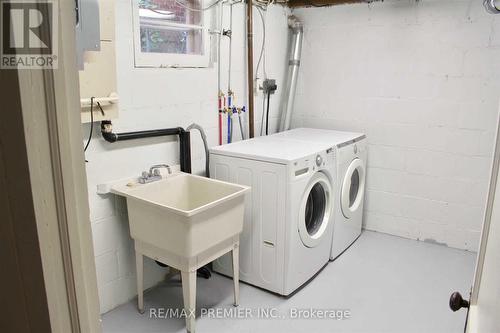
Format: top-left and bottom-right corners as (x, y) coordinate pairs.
(279, 16), (303, 132)
(484, 0), (500, 13)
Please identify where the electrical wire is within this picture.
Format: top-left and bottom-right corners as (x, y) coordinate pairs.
(171, 0), (274, 140)
(254, 5), (267, 80)
(216, 1), (224, 145)
(217, 0), (223, 92)
(255, 4), (268, 137)
(260, 92), (266, 136)
(84, 97), (95, 153)
(228, 2), (233, 91)
(265, 92), (271, 135)
(174, 0), (225, 12)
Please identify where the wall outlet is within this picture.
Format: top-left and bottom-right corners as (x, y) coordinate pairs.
(254, 77), (262, 95)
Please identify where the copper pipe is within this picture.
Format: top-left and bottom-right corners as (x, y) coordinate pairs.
(246, 0), (255, 138)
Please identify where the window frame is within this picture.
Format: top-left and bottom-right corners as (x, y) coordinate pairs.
(131, 0), (211, 68)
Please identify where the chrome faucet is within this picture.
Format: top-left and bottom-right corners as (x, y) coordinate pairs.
(139, 164), (172, 184)
(149, 164), (172, 175)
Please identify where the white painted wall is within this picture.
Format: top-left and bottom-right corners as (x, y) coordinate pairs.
(84, 0), (500, 314)
(292, 0), (500, 251)
(82, 0), (289, 313)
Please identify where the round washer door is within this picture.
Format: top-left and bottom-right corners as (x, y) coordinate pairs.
(341, 158), (366, 219)
(298, 172), (333, 248)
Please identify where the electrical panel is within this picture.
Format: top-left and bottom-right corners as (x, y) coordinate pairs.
(78, 0), (119, 123)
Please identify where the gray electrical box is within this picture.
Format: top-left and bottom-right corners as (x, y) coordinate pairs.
(75, 0), (101, 70)
(262, 79), (277, 94)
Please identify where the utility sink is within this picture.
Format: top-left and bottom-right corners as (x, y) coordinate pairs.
(111, 171), (249, 333)
(112, 172), (249, 259)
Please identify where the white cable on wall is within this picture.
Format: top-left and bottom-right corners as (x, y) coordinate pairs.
(255, 5), (267, 80)
(174, 0), (225, 12)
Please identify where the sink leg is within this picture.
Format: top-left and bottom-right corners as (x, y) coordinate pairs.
(181, 270), (196, 333)
(232, 244), (239, 307)
(135, 251), (144, 314)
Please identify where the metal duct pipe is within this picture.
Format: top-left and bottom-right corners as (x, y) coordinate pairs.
(279, 16), (303, 132)
(484, 0), (500, 13)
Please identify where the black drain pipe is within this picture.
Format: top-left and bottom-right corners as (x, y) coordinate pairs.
(100, 120), (212, 277)
(100, 120), (191, 173)
(99, 121), (214, 277)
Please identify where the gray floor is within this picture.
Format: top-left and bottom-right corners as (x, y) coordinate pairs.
(102, 231), (476, 333)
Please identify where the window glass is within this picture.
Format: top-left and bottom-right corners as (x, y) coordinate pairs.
(140, 27), (203, 55)
(139, 0), (202, 25)
(135, 0), (207, 63)
(305, 183), (327, 236)
(349, 169), (360, 208)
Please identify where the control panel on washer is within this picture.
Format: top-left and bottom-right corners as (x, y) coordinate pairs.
(291, 148), (335, 180)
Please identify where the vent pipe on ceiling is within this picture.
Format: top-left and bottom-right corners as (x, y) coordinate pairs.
(484, 0), (500, 13)
(279, 16), (303, 132)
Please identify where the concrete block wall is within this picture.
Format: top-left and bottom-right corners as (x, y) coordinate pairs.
(83, 0), (289, 313)
(292, 0), (500, 251)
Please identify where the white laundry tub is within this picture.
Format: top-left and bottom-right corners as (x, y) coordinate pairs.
(112, 172), (249, 333)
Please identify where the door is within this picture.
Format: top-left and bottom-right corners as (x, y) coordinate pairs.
(341, 158), (366, 219)
(450, 113), (500, 332)
(464, 114), (500, 332)
(298, 172), (332, 248)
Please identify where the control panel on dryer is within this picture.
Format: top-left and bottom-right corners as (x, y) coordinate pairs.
(338, 138), (367, 163)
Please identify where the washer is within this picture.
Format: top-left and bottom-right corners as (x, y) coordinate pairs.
(271, 128), (367, 260)
(209, 137), (335, 295)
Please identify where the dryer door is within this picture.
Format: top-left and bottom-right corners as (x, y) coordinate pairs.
(341, 158), (366, 219)
(298, 172), (333, 248)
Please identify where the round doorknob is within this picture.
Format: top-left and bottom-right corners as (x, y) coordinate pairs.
(449, 291), (469, 312)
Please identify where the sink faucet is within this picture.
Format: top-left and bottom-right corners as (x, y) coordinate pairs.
(138, 164), (172, 184)
(149, 164), (172, 175)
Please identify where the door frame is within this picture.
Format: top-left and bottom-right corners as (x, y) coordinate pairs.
(466, 112), (500, 332)
(1, 1), (101, 332)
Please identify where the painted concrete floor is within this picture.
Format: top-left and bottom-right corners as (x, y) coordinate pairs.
(102, 231), (476, 333)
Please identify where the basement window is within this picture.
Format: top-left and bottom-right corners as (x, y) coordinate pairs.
(132, 0), (210, 68)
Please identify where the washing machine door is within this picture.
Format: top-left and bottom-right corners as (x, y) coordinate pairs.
(341, 158), (366, 219)
(298, 172), (333, 248)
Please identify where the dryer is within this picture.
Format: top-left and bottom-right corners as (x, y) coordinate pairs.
(271, 128), (367, 260)
(209, 137), (335, 295)
(333, 136), (367, 260)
